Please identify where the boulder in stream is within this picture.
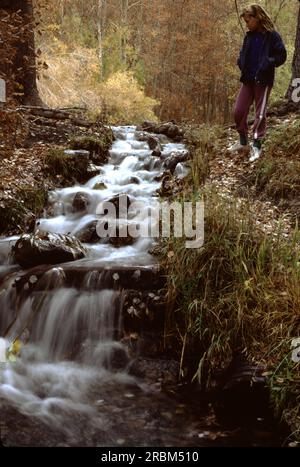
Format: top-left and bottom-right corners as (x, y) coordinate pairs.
(99, 193), (132, 219)
(72, 192), (90, 212)
(12, 231), (87, 268)
(137, 121), (184, 142)
(163, 151), (189, 174)
(74, 220), (101, 243)
(147, 136), (162, 157)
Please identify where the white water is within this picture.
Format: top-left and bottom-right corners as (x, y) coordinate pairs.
(0, 126), (190, 441)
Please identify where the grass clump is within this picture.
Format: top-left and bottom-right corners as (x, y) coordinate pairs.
(264, 117), (300, 159)
(183, 124), (226, 188)
(17, 186), (47, 215)
(0, 196), (27, 234)
(0, 186), (47, 235)
(245, 117), (300, 221)
(159, 187), (300, 438)
(252, 157), (300, 202)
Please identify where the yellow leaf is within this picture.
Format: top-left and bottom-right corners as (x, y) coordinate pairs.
(7, 339), (21, 361)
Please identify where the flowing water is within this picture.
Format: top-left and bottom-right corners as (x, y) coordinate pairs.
(0, 127), (280, 447)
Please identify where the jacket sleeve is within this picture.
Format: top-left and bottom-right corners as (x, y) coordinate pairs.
(269, 31), (287, 68)
(237, 35), (247, 70)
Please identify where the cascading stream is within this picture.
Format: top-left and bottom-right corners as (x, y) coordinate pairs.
(0, 126), (203, 447)
(0, 126), (282, 447)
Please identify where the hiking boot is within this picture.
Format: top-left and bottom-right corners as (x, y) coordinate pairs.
(227, 141), (249, 153)
(249, 144), (262, 162)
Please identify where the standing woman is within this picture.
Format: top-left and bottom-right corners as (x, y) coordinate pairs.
(228, 4), (287, 162)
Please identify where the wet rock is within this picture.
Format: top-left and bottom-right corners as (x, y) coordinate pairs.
(72, 192), (90, 212)
(156, 134), (169, 145)
(128, 176), (140, 185)
(14, 264), (165, 292)
(137, 121), (184, 142)
(74, 220), (101, 243)
(121, 288), (166, 335)
(101, 193), (132, 218)
(156, 170), (173, 197)
(12, 231), (87, 268)
(129, 357), (179, 389)
(24, 212), (37, 233)
(163, 151), (189, 174)
(153, 173), (165, 182)
(113, 130), (127, 140)
(75, 219), (136, 245)
(159, 123), (183, 141)
(134, 131), (149, 142)
(143, 156), (161, 171)
(163, 157), (178, 174)
(147, 136), (162, 157)
(108, 345), (130, 370)
(212, 356), (271, 428)
(93, 182), (107, 190)
(86, 163), (100, 178)
(152, 148), (162, 158)
(108, 223), (136, 248)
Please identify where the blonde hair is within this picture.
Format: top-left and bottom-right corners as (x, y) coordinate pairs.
(241, 3), (275, 32)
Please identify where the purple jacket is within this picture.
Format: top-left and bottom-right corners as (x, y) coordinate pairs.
(237, 29), (287, 86)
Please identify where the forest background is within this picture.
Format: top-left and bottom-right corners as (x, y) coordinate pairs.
(33, 0), (299, 125)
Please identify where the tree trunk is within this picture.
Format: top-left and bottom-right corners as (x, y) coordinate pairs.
(286, 3), (300, 103)
(0, 0), (44, 106)
(120, 0), (129, 65)
(97, 0), (107, 80)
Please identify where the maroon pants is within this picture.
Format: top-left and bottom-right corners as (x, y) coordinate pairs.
(233, 83), (272, 140)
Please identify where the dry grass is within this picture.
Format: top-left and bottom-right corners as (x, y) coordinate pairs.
(243, 116), (300, 225)
(253, 157), (300, 202)
(183, 124), (226, 188)
(159, 185), (300, 439)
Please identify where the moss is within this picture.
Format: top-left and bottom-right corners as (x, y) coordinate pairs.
(44, 147), (89, 183)
(69, 130), (114, 164)
(93, 182), (107, 190)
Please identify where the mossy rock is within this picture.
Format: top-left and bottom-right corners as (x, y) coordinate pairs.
(69, 129), (114, 165)
(44, 148), (90, 184)
(93, 182), (107, 190)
